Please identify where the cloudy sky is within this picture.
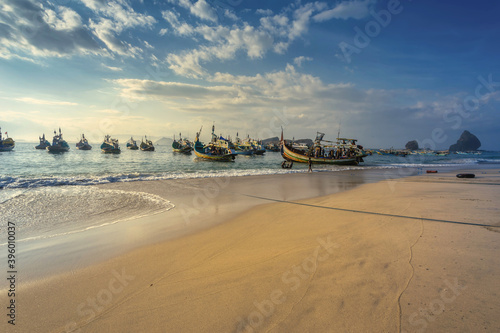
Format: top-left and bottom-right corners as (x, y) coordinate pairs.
(0, 0), (499, 149)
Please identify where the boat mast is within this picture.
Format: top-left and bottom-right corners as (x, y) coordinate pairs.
(196, 126), (203, 141)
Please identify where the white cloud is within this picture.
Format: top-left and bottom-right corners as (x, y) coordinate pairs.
(166, 48), (211, 78)
(162, 2), (331, 78)
(102, 64), (123, 71)
(174, 0), (218, 22)
(288, 2), (326, 41)
(89, 18), (143, 57)
(165, 24), (274, 78)
(109, 62), (494, 148)
(114, 79), (239, 100)
(113, 64), (358, 115)
(162, 10), (181, 28)
(256, 9), (273, 16)
(0, 0), (156, 59)
(80, 0), (107, 12)
(260, 14), (289, 37)
(294, 56), (313, 67)
(161, 10), (195, 36)
(44, 7), (82, 31)
(14, 97), (78, 106)
(83, 0), (156, 57)
(0, 0), (102, 58)
(82, 1), (156, 30)
(313, 0), (375, 22)
(224, 10), (238, 21)
(273, 41), (289, 54)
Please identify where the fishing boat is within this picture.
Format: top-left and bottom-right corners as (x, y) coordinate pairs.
(46, 128), (70, 153)
(35, 133), (50, 150)
(76, 134), (92, 150)
(233, 133), (254, 155)
(434, 150), (449, 156)
(0, 127), (15, 151)
(172, 133), (193, 153)
(250, 139), (266, 155)
(376, 148), (407, 157)
(101, 135), (120, 154)
(193, 125), (236, 161)
(281, 131), (367, 165)
(126, 137), (139, 150)
(140, 136), (155, 151)
(265, 142), (281, 152)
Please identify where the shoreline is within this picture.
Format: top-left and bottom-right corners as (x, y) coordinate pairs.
(3, 166), (498, 282)
(1, 168), (499, 332)
(8, 167), (420, 282)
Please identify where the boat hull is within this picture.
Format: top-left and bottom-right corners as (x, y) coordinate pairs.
(281, 143), (359, 165)
(172, 141), (192, 153)
(0, 138), (15, 151)
(194, 142), (235, 161)
(0, 145), (15, 152)
(76, 144), (92, 150)
(234, 150), (254, 156)
(173, 147), (192, 153)
(35, 141), (50, 150)
(101, 136), (120, 154)
(194, 149), (235, 161)
(101, 148), (121, 154)
(46, 145), (69, 153)
(254, 149), (266, 155)
(126, 139), (139, 150)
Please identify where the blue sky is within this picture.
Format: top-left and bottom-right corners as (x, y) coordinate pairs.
(0, 0), (499, 149)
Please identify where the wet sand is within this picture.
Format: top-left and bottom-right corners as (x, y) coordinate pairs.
(2, 169), (499, 332)
(15, 169), (409, 281)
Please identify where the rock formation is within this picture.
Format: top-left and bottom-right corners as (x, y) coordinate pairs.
(449, 130), (481, 151)
(405, 140), (419, 150)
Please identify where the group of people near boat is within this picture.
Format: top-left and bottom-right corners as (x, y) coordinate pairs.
(312, 146), (358, 159)
(204, 145), (228, 155)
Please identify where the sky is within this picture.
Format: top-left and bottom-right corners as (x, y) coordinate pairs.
(0, 0), (499, 149)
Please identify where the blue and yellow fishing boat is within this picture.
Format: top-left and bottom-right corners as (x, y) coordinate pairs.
(76, 134), (92, 150)
(233, 133), (254, 155)
(46, 128), (70, 153)
(0, 127), (15, 151)
(140, 135), (155, 151)
(250, 138), (266, 155)
(35, 133), (50, 150)
(172, 133), (193, 153)
(101, 135), (121, 154)
(193, 125), (236, 161)
(126, 137), (139, 150)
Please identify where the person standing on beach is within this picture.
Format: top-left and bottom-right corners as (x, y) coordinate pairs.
(308, 156), (312, 172)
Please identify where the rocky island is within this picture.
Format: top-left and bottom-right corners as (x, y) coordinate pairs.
(449, 130), (481, 152)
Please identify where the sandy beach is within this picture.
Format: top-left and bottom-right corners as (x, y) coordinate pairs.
(2, 169), (500, 332)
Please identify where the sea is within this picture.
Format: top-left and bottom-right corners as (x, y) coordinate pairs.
(1, 142), (499, 244)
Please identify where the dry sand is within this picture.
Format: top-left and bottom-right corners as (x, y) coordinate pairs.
(2, 169), (499, 332)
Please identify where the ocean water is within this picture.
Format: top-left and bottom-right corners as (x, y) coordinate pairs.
(2, 142), (499, 190)
(1, 142), (499, 242)
(0, 186), (173, 245)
